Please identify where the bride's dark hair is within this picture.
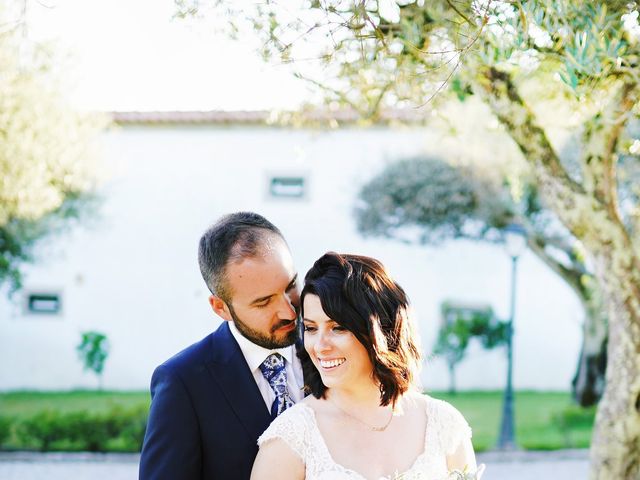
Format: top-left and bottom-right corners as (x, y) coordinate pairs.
(299, 252), (421, 407)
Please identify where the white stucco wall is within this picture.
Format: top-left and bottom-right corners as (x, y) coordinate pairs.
(0, 123), (583, 391)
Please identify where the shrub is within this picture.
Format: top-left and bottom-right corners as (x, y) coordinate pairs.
(17, 406), (148, 452)
(64, 411), (114, 451)
(0, 416), (11, 448)
(554, 405), (596, 429)
(108, 405), (148, 451)
(17, 410), (69, 451)
(553, 405), (596, 447)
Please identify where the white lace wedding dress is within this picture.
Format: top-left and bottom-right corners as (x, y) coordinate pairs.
(258, 395), (474, 480)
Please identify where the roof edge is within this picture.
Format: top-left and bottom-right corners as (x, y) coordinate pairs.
(110, 109), (429, 126)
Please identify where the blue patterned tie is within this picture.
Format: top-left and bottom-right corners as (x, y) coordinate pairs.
(259, 353), (294, 418)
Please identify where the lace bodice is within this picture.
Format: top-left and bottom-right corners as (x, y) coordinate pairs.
(257, 395), (473, 480)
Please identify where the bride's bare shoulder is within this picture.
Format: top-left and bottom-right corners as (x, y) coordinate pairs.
(301, 394), (332, 415)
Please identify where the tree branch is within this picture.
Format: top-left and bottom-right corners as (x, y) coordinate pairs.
(581, 81), (639, 220)
(526, 232), (586, 299)
(473, 66), (605, 236)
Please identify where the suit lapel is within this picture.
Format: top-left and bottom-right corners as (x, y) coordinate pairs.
(206, 322), (272, 441)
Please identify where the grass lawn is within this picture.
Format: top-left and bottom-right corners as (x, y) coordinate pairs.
(0, 390), (150, 418)
(0, 390), (594, 452)
(432, 390), (594, 451)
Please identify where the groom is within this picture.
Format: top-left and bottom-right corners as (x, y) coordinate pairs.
(139, 212), (304, 479)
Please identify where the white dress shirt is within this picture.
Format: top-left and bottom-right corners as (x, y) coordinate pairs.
(228, 321), (305, 410)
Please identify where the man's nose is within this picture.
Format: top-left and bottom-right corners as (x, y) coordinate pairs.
(278, 293), (297, 320)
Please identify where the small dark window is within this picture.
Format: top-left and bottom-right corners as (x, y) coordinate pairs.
(269, 177), (305, 198)
(27, 293), (62, 315)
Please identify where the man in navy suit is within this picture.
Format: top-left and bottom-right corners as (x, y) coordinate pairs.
(139, 212), (304, 480)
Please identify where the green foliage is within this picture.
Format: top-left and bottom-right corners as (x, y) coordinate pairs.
(357, 156), (476, 240)
(0, 390), (150, 451)
(356, 155), (570, 246)
(356, 156), (514, 243)
(77, 331), (110, 382)
(554, 404), (597, 429)
(65, 406), (147, 451)
(197, 0), (637, 114)
(0, 389), (590, 452)
(64, 411), (118, 451)
(0, 6), (106, 293)
(0, 416), (11, 448)
(553, 404), (597, 448)
(114, 405), (148, 452)
(16, 406), (147, 452)
(451, 77), (473, 102)
(17, 410), (69, 451)
(0, 193), (99, 293)
(434, 303), (507, 393)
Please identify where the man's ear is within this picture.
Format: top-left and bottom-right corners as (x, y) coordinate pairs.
(209, 295), (232, 321)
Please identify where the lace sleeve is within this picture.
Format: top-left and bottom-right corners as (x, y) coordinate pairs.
(257, 404), (309, 461)
(427, 398), (473, 456)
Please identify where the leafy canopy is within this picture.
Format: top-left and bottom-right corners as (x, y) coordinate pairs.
(0, 5), (107, 292)
(76, 331), (110, 377)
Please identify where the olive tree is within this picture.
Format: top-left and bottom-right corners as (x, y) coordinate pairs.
(0, 3), (106, 293)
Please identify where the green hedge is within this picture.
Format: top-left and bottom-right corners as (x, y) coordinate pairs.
(0, 392), (596, 452)
(552, 404), (597, 448)
(0, 416), (11, 447)
(12, 406), (147, 452)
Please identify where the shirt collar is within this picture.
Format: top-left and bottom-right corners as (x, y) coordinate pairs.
(228, 321), (296, 372)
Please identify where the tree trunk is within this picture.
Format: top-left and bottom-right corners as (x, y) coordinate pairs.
(572, 318), (607, 407)
(448, 363), (456, 395)
(588, 243), (640, 479)
(527, 236), (608, 406)
(571, 281), (608, 407)
(474, 67), (640, 478)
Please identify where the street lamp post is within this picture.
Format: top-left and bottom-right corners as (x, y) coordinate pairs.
(497, 223), (527, 451)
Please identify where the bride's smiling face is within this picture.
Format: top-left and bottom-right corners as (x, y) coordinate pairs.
(302, 294), (374, 390)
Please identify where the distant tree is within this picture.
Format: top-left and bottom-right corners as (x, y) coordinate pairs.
(434, 302), (507, 394)
(77, 331), (109, 390)
(0, 3), (106, 293)
(356, 156), (608, 407)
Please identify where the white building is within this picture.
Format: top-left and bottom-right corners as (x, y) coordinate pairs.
(0, 111), (583, 392)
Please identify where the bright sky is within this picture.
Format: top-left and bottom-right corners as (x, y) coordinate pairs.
(26, 0), (311, 112)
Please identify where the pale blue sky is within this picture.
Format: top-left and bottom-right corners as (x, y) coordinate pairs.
(27, 0), (310, 111)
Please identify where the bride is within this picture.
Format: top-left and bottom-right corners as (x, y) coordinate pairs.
(251, 252), (483, 480)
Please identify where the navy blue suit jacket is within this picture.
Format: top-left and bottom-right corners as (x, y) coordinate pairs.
(139, 322), (272, 480)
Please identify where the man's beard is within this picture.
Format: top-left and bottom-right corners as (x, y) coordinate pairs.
(228, 303), (298, 349)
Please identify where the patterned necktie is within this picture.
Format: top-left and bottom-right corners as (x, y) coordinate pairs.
(259, 353), (294, 418)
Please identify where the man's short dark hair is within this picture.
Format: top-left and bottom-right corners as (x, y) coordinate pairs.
(198, 212), (284, 302)
(300, 252), (422, 407)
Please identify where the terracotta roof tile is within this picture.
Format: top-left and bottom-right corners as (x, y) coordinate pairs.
(110, 109), (428, 125)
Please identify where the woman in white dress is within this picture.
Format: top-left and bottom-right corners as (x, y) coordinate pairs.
(251, 253), (483, 480)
